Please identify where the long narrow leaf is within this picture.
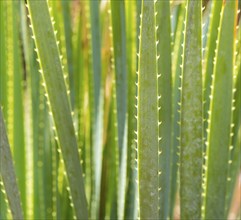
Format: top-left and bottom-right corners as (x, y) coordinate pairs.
(180, 0), (203, 218)
(110, 2), (128, 219)
(155, 1), (172, 218)
(26, 1), (88, 219)
(89, 1), (104, 218)
(137, 1), (159, 218)
(203, 1), (222, 140)
(0, 108), (23, 219)
(204, 0), (238, 218)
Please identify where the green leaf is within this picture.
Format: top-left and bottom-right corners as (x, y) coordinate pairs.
(180, 0), (203, 219)
(203, 0), (222, 140)
(155, 1), (172, 218)
(6, 1), (26, 215)
(204, 0), (238, 218)
(170, 4), (185, 218)
(26, 1), (88, 219)
(226, 61), (241, 216)
(110, 1), (128, 219)
(137, 0), (159, 218)
(89, 1), (104, 218)
(124, 0), (138, 219)
(0, 108), (24, 220)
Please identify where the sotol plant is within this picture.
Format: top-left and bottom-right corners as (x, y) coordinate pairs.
(0, 0), (240, 219)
